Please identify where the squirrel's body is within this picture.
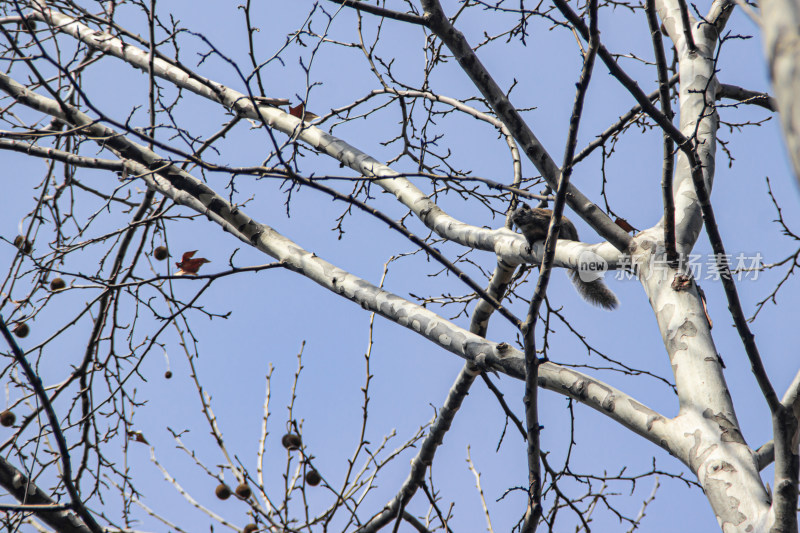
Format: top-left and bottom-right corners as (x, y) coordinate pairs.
(511, 203), (618, 310)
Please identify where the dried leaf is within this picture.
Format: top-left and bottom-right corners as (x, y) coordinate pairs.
(128, 430), (149, 444)
(289, 103), (319, 122)
(175, 250), (211, 276)
(614, 218), (636, 233)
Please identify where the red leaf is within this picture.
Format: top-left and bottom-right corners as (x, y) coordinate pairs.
(289, 103), (319, 122)
(614, 217), (636, 233)
(175, 250), (210, 276)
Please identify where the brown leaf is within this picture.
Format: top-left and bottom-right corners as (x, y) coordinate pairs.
(289, 103), (319, 122)
(128, 430), (149, 445)
(175, 250), (211, 276)
(614, 218), (636, 233)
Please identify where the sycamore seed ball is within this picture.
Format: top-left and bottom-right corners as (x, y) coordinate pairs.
(235, 483), (252, 499)
(13, 323), (29, 338)
(13, 236), (32, 255)
(305, 469), (321, 486)
(154, 246), (169, 261)
(281, 433), (302, 451)
(242, 524), (258, 533)
(164, 370), (173, 379)
(0, 410), (15, 427)
(215, 483), (232, 500)
(50, 278), (66, 291)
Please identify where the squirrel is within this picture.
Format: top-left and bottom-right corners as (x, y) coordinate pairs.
(511, 203), (618, 310)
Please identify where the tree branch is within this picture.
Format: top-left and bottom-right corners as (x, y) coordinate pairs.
(754, 441), (775, 472)
(718, 84), (778, 112)
(358, 364), (480, 533)
(28, 0), (621, 274)
(360, 254), (518, 532)
(0, 317), (104, 533)
(573, 74), (678, 165)
(0, 455), (92, 533)
(0, 138), (124, 171)
(419, 0), (633, 253)
(645, 0), (678, 265)
(563, 0), (778, 415)
(761, 0), (800, 211)
(327, 0), (427, 25)
(521, 2), (599, 528)
(0, 70), (675, 463)
(770, 369), (800, 530)
(677, 0), (698, 54)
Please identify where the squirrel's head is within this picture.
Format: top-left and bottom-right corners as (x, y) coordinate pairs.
(510, 202), (532, 227)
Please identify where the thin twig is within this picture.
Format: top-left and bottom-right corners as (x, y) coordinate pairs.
(644, 0), (678, 264)
(552, 0), (780, 415)
(521, 2), (599, 530)
(327, 0), (428, 26)
(466, 447), (494, 533)
(677, 0), (698, 53)
(0, 317), (104, 533)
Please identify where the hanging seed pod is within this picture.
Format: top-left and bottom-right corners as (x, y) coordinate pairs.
(13, 236), (32, 255)
(0, 410), (16, 427)
(153, 246), (169, 261)
(305, 469), (321, 486)
(215, 483), (232, 500)
(235, 483), (252, 499)
(281, 433), (302, 451)
(13, 323), (29, 338)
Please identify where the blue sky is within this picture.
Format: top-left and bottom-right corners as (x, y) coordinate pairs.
(1, 1), (799, 531)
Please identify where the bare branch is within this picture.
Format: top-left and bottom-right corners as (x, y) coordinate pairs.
(645, 0), (678, 264)
(0, 455), (92, 533)
(327, 0), (428, 26)
(419, 0), (633, 252)
(677, 0), (698, 53)
(0, 316), (103, 533)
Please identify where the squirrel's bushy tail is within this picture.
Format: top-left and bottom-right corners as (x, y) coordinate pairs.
(567, 271), (618, 310)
